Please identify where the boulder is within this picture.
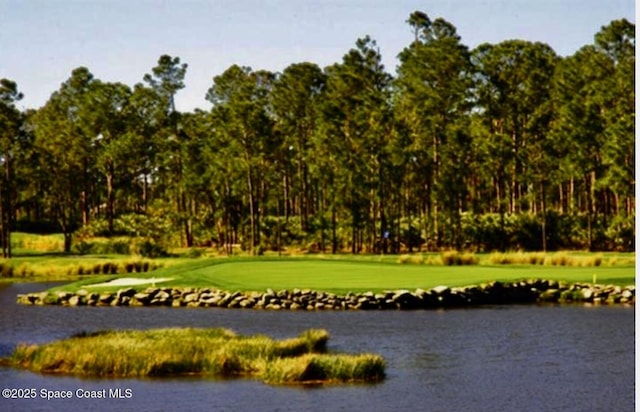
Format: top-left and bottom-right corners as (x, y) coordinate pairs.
(431, 286), (450, 295)
(68, 295), (85, 306)
(132, 293), (151, 305)
(581, 288), (594, 300)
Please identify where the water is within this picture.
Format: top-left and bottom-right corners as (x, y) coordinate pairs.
(0, 283), (634, 412)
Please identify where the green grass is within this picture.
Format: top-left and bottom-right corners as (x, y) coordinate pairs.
(5, 328), (384, 384)
(0, 255), (173, 282)
(47, 255), (635, 295)
(10, 232), (66, 254)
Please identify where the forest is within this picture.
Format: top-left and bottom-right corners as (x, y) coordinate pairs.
(0, 12), (635, 257)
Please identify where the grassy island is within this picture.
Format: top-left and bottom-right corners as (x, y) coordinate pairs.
(4, 328), (385, 385)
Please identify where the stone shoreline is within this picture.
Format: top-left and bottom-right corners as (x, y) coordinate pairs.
(17, 279), (635, 310)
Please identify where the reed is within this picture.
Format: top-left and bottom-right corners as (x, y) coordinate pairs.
(6, 328), (382, 384)
(488, 252), (546, 265)
(440, 251), (478, 266)
(397, 254), (425, 265)
(263, 353), (385, 384)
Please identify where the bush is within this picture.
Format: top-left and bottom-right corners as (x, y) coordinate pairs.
(605, 215), (635, 252)
(184, 248), (206, 258)
(73, 241), (93, 255)
(133, 240), (168, 258)
(440, 251), (478, 266)
(488, 252), (546, 265)
(1, 262), (14, 278)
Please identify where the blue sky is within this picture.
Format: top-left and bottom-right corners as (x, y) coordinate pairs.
(1, 0), (635, 111)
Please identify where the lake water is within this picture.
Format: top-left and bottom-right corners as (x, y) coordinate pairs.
(0, 282), (634, 412)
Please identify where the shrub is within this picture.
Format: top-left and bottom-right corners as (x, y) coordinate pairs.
(15, 264), (33, 277)
(0, 262), (14, 278)
(488, 252), (546, 265)
(134, 240), (168, 258)
(184, 248), (206, 258)
(440, 251), (478, 266)
(397, 254), (425, 265)
(605, 215), (635, 252)
(397, 254), (410, 264)
(545, 252), (570, 266)
(73, 241), (93, 255)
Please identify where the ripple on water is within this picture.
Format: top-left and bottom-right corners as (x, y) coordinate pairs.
(0, 283), (634, 412)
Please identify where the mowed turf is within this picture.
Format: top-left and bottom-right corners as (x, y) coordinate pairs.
(60, 257), (636, 295)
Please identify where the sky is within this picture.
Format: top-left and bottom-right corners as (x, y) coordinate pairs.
(1, 0), (635, 112)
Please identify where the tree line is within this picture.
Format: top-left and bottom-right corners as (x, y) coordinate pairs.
(0, 12), (634, 257)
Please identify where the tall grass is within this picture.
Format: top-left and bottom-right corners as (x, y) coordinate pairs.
(0, 258), (162, 279)
(12, 233), (65, 253)
(263, 353), (385, 384)
(440, 251), (479, 266)
(488, 252), (546, 265)
(488, 251), (607, 267)
(7, 328), (382, 384)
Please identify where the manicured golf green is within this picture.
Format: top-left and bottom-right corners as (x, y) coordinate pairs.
(54, 257), (635, 295)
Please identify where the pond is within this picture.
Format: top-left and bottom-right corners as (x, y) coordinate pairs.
(0, 282), (634, 411)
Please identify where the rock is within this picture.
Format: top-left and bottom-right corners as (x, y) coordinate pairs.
(431, 286), (450, 295)
(117, 288), (136, 299)
(538, 289), (560, 302)
(133, 292), (151, 303)
(56, 291), (73, 301)
(144, 287), (160, 295)
(16, 294), (31, 305)
(98, 293), (114, 304)
(289, 302), (302, 310)
(393, 291), (423, 309)
(183, 293), (199, 303)
(239, 299), (255, 308)
(68, 295), (84, 306)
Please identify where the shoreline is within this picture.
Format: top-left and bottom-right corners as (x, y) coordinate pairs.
(17, 279), (635, 310)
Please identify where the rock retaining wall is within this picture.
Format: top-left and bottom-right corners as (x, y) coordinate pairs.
(16, 279), (635, 310)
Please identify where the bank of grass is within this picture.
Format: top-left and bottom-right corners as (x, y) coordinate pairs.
(0, 257), (168, 281)
(10, 232), (66, 254)
(394, 250), (635, 267)
(6, 328), (384, 384)
(45, 253), (635, 296)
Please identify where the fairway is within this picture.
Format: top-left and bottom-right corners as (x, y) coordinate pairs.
(69, 258), (636, 294)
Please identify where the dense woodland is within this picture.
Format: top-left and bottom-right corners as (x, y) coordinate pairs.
(0, 12), (635, 256)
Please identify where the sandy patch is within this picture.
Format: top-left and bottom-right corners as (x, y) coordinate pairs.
(88, 277), (173, 288)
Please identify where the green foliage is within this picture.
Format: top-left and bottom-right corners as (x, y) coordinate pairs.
(183, 248), (206, 258)
(5, 16), (635, 255)
(133, 240), (168, 258)
(605, 215), (635, 251)
(72, 239), (131, 255)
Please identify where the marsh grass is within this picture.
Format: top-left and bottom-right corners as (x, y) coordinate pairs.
(0, 258), (162, 279)
(488, 252), (609, 267)
(263, 353), (385, 384)
(12, 233), (65, 253)
(440, 251), (479, 266)
(6, 328), (381, 384)
(488, 252), (546, 265)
